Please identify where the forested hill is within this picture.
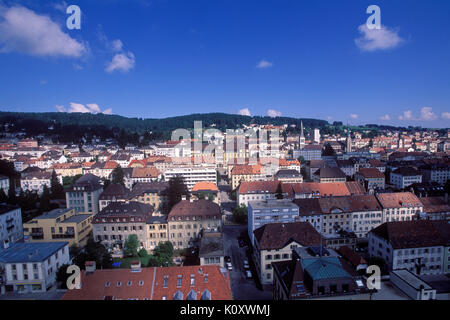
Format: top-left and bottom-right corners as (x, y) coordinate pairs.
(0, 111), (328, 134)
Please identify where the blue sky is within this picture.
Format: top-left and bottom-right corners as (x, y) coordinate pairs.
(0, 0), (449, 128)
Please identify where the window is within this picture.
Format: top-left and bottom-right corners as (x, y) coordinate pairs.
(177, 275), (182, 288)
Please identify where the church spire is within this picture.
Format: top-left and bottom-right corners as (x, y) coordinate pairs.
(299, 121), (305, 149)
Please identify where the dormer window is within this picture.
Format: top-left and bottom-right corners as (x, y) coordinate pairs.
(117, 282), (122, 287)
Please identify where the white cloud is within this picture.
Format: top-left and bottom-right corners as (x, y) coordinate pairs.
(105, 52), (135, 73)
(112, 39), (123, 52)
(73, 63), (83, 70)
(86, 103), (101, 114)
(53, 1), (68, 13)
(267, 109), (282, 117)
(0, 6), (86, 58)
(442, 112), (450, 120)
(56, 105), (66, 112)
(256, 59), (273, 69)
(419, 107), (437, 121)
(59, 102), (112, 114)
(68, 103), (91, 113)
(380, 114), (391, 121)
(398, 110), (414, 121)
(238, 108), (251, 116)
(350, 114), (359, 119)
(355, 24), (405, 52)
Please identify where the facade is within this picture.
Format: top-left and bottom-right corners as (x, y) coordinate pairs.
(312, 167), (346, 183)
(62, 264), (232, 300)
(191, 181), (220, 205)
(23, 208), (93, 247)
(98, 183), (130, 211)
(375, 192), (423, 223)
(0, 242), (70, 294)
(390, 167), (423, 189)
(369, 220), (450, 275)
(65, 174), (103, 215)
(248, 199), (299, 246)
(253, 222), (323, 284)
(354, 168), (385, 191)
(231, 164), (262, 190)
(165, 166), (217, 191)
(146, 216), (168, 250)
(0, 205), (23, 248)
(199, 232), (225, 267)
(168, 199), (222, 250)
(48, 163), (82, 177)
(419, 164), (450, 185)
(129, 182), (169, 215)
(418, 197), (450, 221)
(274, 169), (303, 183)
(293, 145), (323, 161)
(20, 172), (62, 195)
(92, 202), (154, 255)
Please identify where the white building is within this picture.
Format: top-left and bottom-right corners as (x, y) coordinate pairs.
(390, 167), (422, 189)
(376, 192), (423, 223)
(0, 242), (70, 294)
(20, 172), (62, 195)
(0, 205), (23, 248)
(0, 175), (9, 194)
(369, 220), (448, 276)
(164, 166), (217, 191)
(65, 174), (103, 215)
(313, 128), (320, 144)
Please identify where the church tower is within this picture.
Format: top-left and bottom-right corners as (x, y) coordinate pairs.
(346, 128), (352, 153)
(299, 121), (305, 149)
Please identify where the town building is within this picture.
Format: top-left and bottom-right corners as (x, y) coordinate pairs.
(231, 164), (262, 190)
(168, 199), (222, 250)
(253, 222), (323, 284)
(20, 172), (62, 195)
(65, 174), (103, 215)
(390, 167), (423, 189)
(312, 167), (346, 183)
(0, 205), (23, 248)
(418, 197), (450, 221)
(199, 232), (225, 267)
(146, 216), (168, 251)
(368, 220), (450, 275)
(419, 163), (450, 185)
(0, 242), (70, 294)
(92, 202), (154, 256)
(165, 166), (217, 191)
(274, 169), (303, 183)
(23, 208), (93, 246)
(354, 168), (386, 191)
(248, 199), (299, 246)
(375, 192), (423, 223)
(191, 181), (220, 205)
(293, 145), (323, 161)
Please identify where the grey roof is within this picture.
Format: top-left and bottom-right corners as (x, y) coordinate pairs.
(61, 214), (92, 224)
(275, 169), (302, 178)
(0, 242), (68, 263)
(199, 236), (224, 257)
(249, 199), (299, 210)
(35, 208), (73, 220)
(391, 269), (432, 290)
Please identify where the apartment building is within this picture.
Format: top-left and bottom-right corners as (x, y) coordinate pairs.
(92, 202), (154, 255)
(231, 164), (262, 190)
(129, 182), (169, 215)
(127, 167), (162, 186)
(146, 216), (168, 250)
(419, 164), (450, 185)
(99, 183), (130, 211)
(376, 192), (423, 223)
(0, 205), (23, 248)
(165, 166), (217, 191)
(369, 220), (450, 275)
(65, 174), (103, 215)
(83, 161), (118, 179)
(253, 222), (322, 284)
(168, 199), (222, 250)
(293, 145), (323, 161)
(248, 199), (299, 246)
(274, 169), (303, 183)
(20, 172), (62, 195)
(199, 232), (225, 268)
(191, 181), (220, 205)
(390, 167), (423, 189)
(354, 168), (385, 191)
(48, 163), (82, 177)
(0, 242), (70, 294)
(312, 167), (346, 183)
(23, 208), (93, 246)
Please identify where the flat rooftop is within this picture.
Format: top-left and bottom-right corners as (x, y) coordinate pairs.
(35, 208), (73, 220)
(61, 214), (92, 224)
(391, 269), (432, 290)
(0, 242), (68, 263)
(249, 199), (299, 210)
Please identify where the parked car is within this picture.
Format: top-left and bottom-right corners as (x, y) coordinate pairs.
(243, 260), (249, 269)
(246, 270), (252, 279)
(226, 262), (233, 271)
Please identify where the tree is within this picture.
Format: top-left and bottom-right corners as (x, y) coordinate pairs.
(56, 264), (71, 289)
(322, 143), (336, 156)
(138, 248), (148, 258)
(111, 165), (125, 186)
(232, 205), (248, 225)
(124, 234), (140, 257)
(80, 235), (113, 269)
(7, 180), (16, 204)
(50, 170), (65, 199)
(167, 176), (189, 212)
(147, 241), (174, 267)
(297, 156), (306, 164)
(275, 182), (284, 199)
(39, 185), (51, 213)
(216, 170), (222, 183)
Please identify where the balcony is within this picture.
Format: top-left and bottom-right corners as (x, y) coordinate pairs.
(52, 233), (75, 240)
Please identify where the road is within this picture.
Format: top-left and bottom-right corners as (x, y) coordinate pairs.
(223, 225), (272, 300)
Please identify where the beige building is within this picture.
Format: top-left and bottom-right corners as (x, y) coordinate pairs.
(376, 192), (423, 223)
(253, 222), (323, 284)
(168, 199), (222, 250)
(231, 164), (262, 190)
(49, 163), (83, 177)
(129, 182), (169, 215)
(146, 216), (169, 251)
(23, 208), (93, 247)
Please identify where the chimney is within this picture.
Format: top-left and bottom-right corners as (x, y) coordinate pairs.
(85, 261), (96, 273)
(130, 260), (142, 272)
